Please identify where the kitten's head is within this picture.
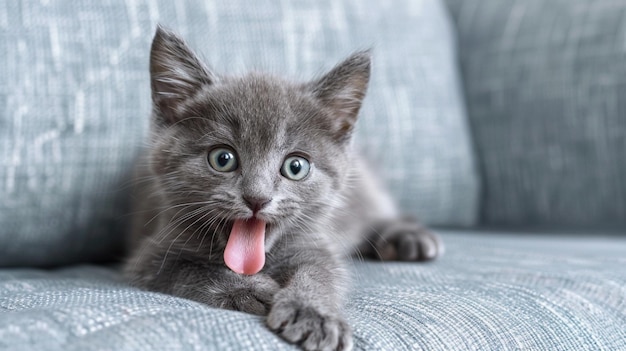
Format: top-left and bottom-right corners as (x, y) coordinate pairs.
(148, 26), (369, 274)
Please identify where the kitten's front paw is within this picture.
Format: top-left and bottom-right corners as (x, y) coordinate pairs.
(365, 218), (443, 261)
(267, 297), (352, 351)
(220, 287), (275, 316)
(216, 275), (280, 316)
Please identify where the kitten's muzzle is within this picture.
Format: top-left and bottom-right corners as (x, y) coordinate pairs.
(243, 196), (272, 214)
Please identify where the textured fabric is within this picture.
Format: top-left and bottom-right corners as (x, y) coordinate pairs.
(1, 231), (625, 351)
(0, 0), (478, 267)
(445, 0), (626, 228)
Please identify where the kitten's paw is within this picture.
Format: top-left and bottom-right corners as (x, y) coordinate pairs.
(220, 287), (275, 316)
(267, 298), (352, 351)
(365, 218), (443, 261)
(217, 275), (280, 316)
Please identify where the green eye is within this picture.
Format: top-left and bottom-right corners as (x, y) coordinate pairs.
(281, 156), (310, 181)
(208, 147), (238, 172)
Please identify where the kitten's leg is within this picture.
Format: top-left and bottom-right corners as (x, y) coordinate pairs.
(125, 257), (280, 316)
(357, 217), (444, 261)
(346, 158), (443, 262)
(265, 247), (352, 351)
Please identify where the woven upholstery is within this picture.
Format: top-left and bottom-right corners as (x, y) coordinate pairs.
(1, 231), (625, 351)
(445, 0), (626, 228)
(0, 0), (478, 267)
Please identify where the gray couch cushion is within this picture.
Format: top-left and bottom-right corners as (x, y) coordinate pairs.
(1, 231), (625, 350)
(0, 0), (478, 267)
(445, 0), (626, 228)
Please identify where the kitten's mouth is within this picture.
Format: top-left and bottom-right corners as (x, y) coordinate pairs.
(223, 217), (267, 275)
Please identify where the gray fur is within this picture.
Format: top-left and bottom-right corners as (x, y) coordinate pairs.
(124, 26), (442, 351)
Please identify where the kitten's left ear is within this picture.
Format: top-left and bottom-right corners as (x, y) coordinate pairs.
(310, 51), (371, 142)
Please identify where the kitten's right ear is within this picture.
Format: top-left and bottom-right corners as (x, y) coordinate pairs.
(150, 25), (216, 123)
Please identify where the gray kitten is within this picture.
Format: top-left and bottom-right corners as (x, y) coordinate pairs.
(124, 26), (443, 351)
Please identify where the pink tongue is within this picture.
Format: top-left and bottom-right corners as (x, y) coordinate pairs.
(224, 218), (266, 275)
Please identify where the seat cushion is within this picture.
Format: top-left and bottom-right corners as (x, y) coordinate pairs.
(1, 231), (625, 350)
(445, 0), (626, 228)
(0, 0), (478, 268)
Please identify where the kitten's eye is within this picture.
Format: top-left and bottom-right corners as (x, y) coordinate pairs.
(281, 156), (310, 181)
(208, 147), (238, 172)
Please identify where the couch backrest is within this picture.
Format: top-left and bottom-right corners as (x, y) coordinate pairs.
(0, 0), (478, 267)
(446, 0), (626, 229)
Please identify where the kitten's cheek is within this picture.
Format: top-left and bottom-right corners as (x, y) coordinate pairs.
(149, 143), (176, 175)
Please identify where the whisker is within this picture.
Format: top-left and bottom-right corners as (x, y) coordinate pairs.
(158, 207), (218, 274)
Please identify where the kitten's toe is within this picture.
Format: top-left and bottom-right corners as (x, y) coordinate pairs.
(267, 299), (352, 351)
(396, 231), (420, 260)
(415, 229), (440, 260)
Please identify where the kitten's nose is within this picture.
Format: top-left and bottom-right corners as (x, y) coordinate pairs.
(243, 196), (272, 213)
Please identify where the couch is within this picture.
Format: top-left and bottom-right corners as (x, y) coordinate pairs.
(1, 1), (625, 350)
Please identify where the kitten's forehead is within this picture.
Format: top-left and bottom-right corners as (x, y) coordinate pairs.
(192, 73), (327, 153)
(222, 73), (294, 130)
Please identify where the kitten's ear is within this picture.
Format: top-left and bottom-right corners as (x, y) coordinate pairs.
(150, 25), (216, 123)
(310, 51), (371, 142)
